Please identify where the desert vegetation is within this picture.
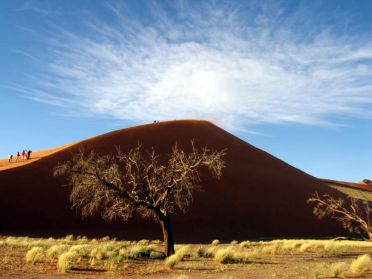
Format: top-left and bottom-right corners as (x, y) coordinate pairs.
(1, 235), (372, 278)
(308, 192), (372, 239)
(54, 142), (225, 256)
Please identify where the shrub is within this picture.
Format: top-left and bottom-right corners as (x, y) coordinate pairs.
(350, 254), (371, 276)
(25, 247), (44, 264)
(57, 251), (78, 272)
(211, 239), (220, 245)
(230, 240), (238, 245)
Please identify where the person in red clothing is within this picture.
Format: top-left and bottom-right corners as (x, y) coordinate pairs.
(22, 150), (26, 160)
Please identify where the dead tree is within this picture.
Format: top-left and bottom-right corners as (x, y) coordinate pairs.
(307, 192), (372, 240)
(54, 142), (225, 256)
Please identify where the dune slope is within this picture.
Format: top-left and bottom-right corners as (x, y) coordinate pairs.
(0, 120), (346, 241)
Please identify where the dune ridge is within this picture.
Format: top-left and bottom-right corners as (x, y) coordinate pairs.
(0, 120), (349, 241)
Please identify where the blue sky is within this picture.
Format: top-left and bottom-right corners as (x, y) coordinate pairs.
(1, 0), (371, 182)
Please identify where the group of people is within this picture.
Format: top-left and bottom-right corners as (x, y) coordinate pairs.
(8, 149), (32, 163)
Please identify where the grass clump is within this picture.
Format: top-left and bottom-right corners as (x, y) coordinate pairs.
(311, 264), (325, 279)
(205, 246), (218, 258)
(299, 243), (312, 253)
(195, 246), (206, 258)
(214, 247), (252, 264)
(164, 246), (189, 269)
(211, 239), (220, 245)
(329, 262), (348, 278)
(68, 244), (91, 258)
(149, 251), (164, 259)
(165, 253), (182, 269)
(349, 254), (371, 276)
(138, 239), (150, 245)
(25, 246), (44, 264)
(239, 241), (251, 248)
(214, 248), (235, 264)
(46, 244), (69, 260)
(64, 234), (74, 241)
(129, 244), (157, 258)
(118, 244), (158, 259)
(57, 251), (78, 273)
(261, 244), (280, 256)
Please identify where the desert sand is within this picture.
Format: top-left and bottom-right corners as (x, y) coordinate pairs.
(0, 120), (353, 241)
(0, 144), (75, 172)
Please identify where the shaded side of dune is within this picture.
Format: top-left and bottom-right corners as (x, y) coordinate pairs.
(0, 120), (346, 241)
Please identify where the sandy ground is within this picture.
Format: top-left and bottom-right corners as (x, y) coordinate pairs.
(0, 240), (371, 279)
(0, 143), (75, 172)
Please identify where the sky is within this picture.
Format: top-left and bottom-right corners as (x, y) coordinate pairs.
(0, 0), (371, 182)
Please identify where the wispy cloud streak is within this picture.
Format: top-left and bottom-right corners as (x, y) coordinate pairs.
(19, 1), (372, 130)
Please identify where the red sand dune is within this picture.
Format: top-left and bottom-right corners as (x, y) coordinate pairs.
(0, 120), (349, 241)
(321, 178), (372, 193)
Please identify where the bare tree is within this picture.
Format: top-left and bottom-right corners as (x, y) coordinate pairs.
(307, 192), (372, 240)
(54, 142), (225, 256)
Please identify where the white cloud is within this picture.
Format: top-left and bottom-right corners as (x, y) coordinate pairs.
(21, 1), (372, 130)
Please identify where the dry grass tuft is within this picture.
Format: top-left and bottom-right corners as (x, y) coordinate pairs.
(214, 247), (235, 264)
(149, 250), (164, 259)
(349, 254), (371, 276)
(329, 262), (348, 278)
(214, 246), (253, 264)
(311, 264), (325, 279)
(25, 246), (44, 264)
(165, 253), (181, 269)
(195, 246), (206, 258)
(57, 251), (78, 272)
(239, 241), (251, 248)
(211, 239), (220, 245)
(46, 244), (69, 260)
(164, 246), (190, 269)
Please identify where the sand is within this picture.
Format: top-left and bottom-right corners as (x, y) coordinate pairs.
(0, 120), (353, 241)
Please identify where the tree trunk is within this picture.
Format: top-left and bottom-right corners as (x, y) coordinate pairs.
(158, 212), (175, 256)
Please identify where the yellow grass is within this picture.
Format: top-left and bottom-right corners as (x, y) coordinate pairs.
(57, 251), (78, 272)
(25, 247), (44, 264)
(349, 254), (371, 276)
